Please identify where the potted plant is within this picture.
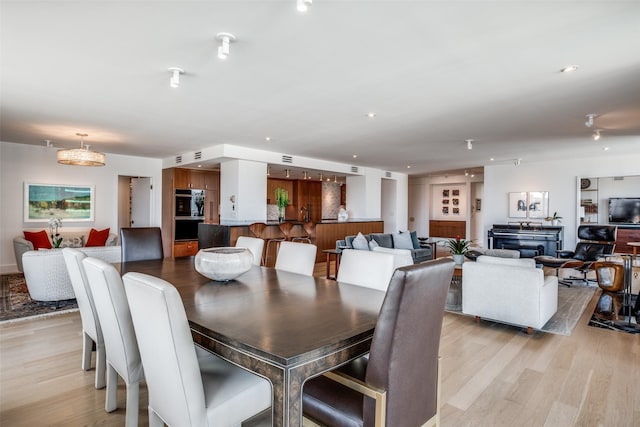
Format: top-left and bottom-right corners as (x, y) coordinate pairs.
(545, 211), (562, 226)
(275, 188), (289, 223)
(48, 217), (63, 248)
(446, 236), (471, 265)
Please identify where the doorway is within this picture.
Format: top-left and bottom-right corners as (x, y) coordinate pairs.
(118, 176), (152, 229)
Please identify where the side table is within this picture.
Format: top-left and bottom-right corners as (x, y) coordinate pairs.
(418, 237), (438, 258)
(322, 249), (342, 280)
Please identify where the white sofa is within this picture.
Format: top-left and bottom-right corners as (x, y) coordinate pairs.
(462, 255), (558, 331)
(22, 246), (122, 301)
(14, 229), (121, 301)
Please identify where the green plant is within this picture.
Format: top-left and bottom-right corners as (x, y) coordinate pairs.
(545, 211), (562, 222)
(275, 188), (289, 217)
(446, 236), (471, 255)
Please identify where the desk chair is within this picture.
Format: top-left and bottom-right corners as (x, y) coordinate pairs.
(123, 272), (271, 427)
(62, 248), (106, 389)
(303, 259), (454, 427)
(120, 227), (164, 262)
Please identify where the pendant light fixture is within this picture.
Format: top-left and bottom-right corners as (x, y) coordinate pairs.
(57, 133), (106, 166)
(216, 32), (236, 60)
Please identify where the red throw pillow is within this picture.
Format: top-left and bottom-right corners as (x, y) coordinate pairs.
(85, 228), (110, 247)
(24, 230), (52, 250)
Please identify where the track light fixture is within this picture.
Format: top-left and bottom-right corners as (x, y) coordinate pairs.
(319, 173), (323, 181)
(514, 158), (521, 166)
(464, 170), (469, 176)
(334, 175), (337, 183)
(168, 67), (184, 88)
(216, 32), (236, 60)
(303, 171), (308, 180)
(267, 167), (271, 176)
(297, 0), (312, 12)
(285, 169), (290, 178)
(585, 114), (597, 127)
(466, 139), (474, 150)
(592, 130), (601, 141)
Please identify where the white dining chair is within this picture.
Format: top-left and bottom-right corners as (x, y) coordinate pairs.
(61, 248), (106, 389)
(82, 257), (144, 427)
(275, 241), (318, 276)
(337, 249), (396, 291)
(235, 236), (264, 266)
(123, 272), (272, 427)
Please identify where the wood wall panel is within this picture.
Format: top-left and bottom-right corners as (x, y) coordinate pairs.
(315, 221), (384, 262)
(616, 228), (640, 254)
(429, 220), (466, 239)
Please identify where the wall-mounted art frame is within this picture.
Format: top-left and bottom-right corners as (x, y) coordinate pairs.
(508, 191), (549, 219)
(508, 192), (528, 218)
(24, 183), (95, 222)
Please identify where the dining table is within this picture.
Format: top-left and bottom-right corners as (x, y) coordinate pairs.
(117, 257), (386, 427)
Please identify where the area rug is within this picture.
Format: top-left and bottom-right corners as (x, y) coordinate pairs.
(445, 282), (597, 336)
(0, 273), (78, 323)
(588, 291), (639, 335)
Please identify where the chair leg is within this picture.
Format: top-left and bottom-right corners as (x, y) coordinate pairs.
(125, 381), (140, 427)
(149, 408), (164, 427)
(95, 343), (106, 389)
(82, 332), (92, 371)
(105, 364), (118, 412)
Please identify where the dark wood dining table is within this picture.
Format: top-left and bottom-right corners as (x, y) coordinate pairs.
(118, 257), (385, 427)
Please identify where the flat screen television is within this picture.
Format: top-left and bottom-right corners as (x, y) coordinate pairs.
(608, 198), (640, 224)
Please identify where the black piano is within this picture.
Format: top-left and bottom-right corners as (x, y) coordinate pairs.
(488, 223), (563, 258)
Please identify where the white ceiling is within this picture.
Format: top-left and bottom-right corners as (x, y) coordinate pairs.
(2, 1), (639, 176)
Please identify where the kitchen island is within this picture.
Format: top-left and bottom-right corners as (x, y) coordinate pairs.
(199, 219), (383, 262)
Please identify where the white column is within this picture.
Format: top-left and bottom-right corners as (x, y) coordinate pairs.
(346, 168), (382, 219)
(220, 160), (267, 222)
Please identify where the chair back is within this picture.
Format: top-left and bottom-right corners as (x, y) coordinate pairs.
(337, 249), (396, 291)
(574, 225), (618, 261)
(303, 222), (316, 239)
(123, 272), (208, 426)
(593, 261), (625, 292)
(120, 227), (164, 262)
(62, 248), (102, 346)
(235, 236), (264, 266)
(82, 257), (143, 384)
(278, 222), (295, 240)
(275, 241), (317, 276)
(248, 222), (267, 238)
(365, 258), (454, 427)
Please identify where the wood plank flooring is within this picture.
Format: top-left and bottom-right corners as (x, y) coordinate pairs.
(1, 260), (639, 426)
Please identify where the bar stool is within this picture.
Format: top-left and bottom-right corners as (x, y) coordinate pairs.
(248, 223), (269, 266)
(249, 222), (284, 267)
(292, 222), (314, 244)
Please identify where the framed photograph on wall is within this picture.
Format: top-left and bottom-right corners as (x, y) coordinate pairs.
(452, 198), (459, 205)
(508, 192), (528, 218)
(527, 191), (549, 218)
(24, 183), (95, 222)
(452, 189), (460, 196)
(442, 199), (449, 205)
(453, 208), (460, 214)
(442, 206), (449, 214)
(442, 189), (450, 197)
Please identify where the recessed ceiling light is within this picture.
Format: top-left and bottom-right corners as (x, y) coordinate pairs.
(407, 165), (411, 169)
(366, 112), (376, 118)
(265, 137), (271, 142)
(197, 165), (202, 168)
(297, 0), (312, 13)
(561, 65), (579, 73)
(353, 154), (357, 158)
(490, 158), (494, 161)
(603, 147), (610, 151)
(592, 130), (601, 141)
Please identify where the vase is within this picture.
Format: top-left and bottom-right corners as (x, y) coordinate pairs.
(452, 254), (464, 265)
(552, 220), (558, 226)
(195, 247), (253, 281)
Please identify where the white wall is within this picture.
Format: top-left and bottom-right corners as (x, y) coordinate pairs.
(0, 141), (163, 273)
(381, 179), (397, 233)
(219, 159), (267, 222)
(483, 153), (640, 248)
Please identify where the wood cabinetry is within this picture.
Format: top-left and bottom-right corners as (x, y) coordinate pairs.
(295, 180), (322, 222)
(617, 228), (640, 254)
(162, 168), (220, 257)
(429, 220), (466, 239)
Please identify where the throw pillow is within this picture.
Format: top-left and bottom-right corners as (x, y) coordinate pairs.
(410, 231), (420, 249)
(393, 231), (414, 250)
(368, 239), (379, 250)
(59, 235), (85, 248)
(85, 228), (110, 247)
(24, 230), (52, 250)
(352, 232), (370, 251)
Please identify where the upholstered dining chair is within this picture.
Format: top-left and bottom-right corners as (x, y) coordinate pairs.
(61, 248), (106, 389)
(336, 249), (396, 291)
(275, 241), (318, 276)
(122, 272), (272, 427)
(235, 236), (264, 266)
(82, 257), (144, 427)
(303, 258), (454, 427)
(120, 227), (164, 262)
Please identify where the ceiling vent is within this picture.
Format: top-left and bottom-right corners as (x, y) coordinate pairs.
(194, 151), (202, 160)
(175, 155), (182, 164)
(385, 171), (392, 178)
(282, 155), (293, 164)
(613, 176), (624, 181)
(351, 166), (359, 173)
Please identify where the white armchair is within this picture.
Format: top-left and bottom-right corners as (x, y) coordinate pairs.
(462, 256), (558, 331)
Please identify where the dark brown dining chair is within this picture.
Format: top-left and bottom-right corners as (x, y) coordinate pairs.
(302, 258), (454, 427)
(120, 227), (164, 263)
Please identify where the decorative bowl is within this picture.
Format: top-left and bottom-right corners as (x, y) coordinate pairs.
(194, 247), (253, 281)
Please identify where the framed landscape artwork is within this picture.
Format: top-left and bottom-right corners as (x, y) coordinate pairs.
(24, 183), (95, 222)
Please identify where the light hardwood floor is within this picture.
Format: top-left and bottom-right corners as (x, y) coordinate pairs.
(1, 261), (639, 426)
